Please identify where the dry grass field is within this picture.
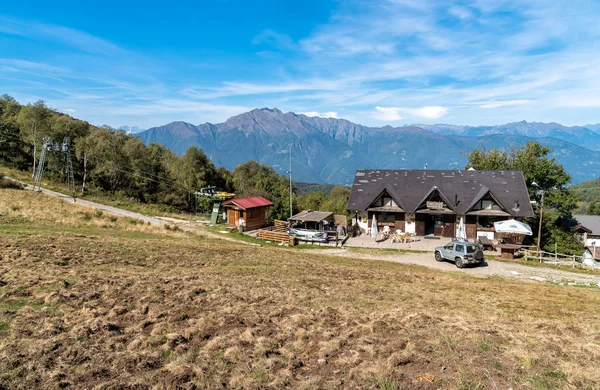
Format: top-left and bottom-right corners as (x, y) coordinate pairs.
(1, 188), (600, 389)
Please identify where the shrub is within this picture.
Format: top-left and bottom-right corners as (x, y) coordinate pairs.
(0, 174), (24, 190)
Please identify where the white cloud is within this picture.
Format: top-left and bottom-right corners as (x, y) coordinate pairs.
(374, 106), (404, 121)
(6, 1), (600, 127)
(0, 16), (123, 56)
(477, 100), (532, 109)
(375, 106), (448, 121)
(300, 111), (338, 118)
(405, 106), (449, 119)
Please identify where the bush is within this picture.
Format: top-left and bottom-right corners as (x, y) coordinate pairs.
(0, 173), (24, 190)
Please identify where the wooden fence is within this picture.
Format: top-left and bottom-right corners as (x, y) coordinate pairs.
(273, 220), (289, 232)
(522, 248), (598, 270)
(257, 220), (290, 243)
(257, 220), (348, 246)
(258, 229), (290, 243)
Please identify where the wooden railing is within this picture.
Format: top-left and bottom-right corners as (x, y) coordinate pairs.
(522, 248), (598, 270)
(258, 229), (290, 243)
(273, 220), (289, 232)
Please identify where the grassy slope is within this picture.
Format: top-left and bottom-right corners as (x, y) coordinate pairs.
(0, 164), (199, 221)
(1, 189), (600, 389)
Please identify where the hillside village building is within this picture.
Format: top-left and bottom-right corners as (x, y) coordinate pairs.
(573, 215), (600, 266)
(347, 169), (534, 240)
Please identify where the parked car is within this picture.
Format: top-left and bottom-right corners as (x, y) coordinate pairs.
(434, 241), (485, 268)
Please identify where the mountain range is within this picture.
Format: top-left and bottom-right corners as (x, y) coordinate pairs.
(136, 108), (600, 185)
(118, 126), (146, 134)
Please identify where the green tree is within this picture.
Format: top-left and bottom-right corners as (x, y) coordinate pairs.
(0, 94), (21, 120)
(83, 126), (130, 192)
(587, 200), (600, 215)
(17, 100), (52, 177)
(465, 141), (581, 253)
(215, 167), (234, 193)
(74, 126), (95, 192)
(464, 147), (511, 171)
(0, 95), (29, 169)
(297, 191), (327, 212)
(322, 186), (351, 215)
(232, 160), (297, 221)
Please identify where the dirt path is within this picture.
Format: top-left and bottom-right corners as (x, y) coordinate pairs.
(16, 180), (244, 243)
(314, 249), (600, 288)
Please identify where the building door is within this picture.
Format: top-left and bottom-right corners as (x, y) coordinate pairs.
(416, 214), (426, 235)
(425, 215), (435, 235)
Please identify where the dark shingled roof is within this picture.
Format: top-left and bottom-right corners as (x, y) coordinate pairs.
(347, 169), (534, 217)
(573, 215), (600, 235)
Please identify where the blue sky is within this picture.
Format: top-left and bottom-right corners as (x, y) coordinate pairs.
(2, 0), (600, 129)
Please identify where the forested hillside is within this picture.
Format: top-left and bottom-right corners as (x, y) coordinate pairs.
(571, 178), (600, 215)
(0, 95), (352, 220)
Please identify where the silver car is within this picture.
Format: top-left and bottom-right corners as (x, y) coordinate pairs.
(434, 241), (485, 268)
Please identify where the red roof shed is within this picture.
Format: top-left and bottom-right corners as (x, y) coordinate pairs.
(223, 196), (274, 210)
(223, 196), (273, 230)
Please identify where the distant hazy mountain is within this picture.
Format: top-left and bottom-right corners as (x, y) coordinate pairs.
(584, 124), (600, 133)
(137, 108), (600, 185)
(118, 125), (145, 134)
(417, 121), (600, 150)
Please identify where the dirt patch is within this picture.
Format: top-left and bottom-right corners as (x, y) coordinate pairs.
(1, 233), (600, 389)
(1, 189), (600, 388)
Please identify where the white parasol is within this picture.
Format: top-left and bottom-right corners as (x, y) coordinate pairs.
(371, 215), (378, 239)
(457, 216), (467, 240)
(493, 219), (533, 235)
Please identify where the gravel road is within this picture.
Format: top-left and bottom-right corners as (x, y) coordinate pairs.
(317, 249), (600, 288)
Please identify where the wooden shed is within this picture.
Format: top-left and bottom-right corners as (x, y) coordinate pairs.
(222, 196), (273, 231)
(289, 210), (335, 230)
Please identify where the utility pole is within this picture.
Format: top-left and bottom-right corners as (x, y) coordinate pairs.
(536, 190), (544, 261)
(289, 144), (293, 219)
(532, 182), (544, 261)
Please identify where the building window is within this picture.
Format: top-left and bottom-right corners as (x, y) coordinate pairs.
(435, 215), (444, 227)
(379, 212), (395, 223)
(478, 216), (504, 228)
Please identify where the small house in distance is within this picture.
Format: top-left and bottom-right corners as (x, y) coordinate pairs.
(573, 214), (600, 246)
(223, 196), (273, 231)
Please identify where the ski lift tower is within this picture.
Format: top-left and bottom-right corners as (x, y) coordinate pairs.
(194, 186), (235, 225)
(33, 137), (75, 198)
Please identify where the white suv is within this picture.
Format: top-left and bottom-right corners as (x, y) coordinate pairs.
(434, 241), (485, 268)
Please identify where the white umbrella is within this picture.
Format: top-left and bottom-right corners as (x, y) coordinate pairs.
(371, 215), (378, 239)
(493, 219), (533, 235)
(457, 217), (467, 240)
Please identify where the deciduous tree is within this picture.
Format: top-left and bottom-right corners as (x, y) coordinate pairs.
(17, 100), (51, 177)
(465, 141), (581, 254)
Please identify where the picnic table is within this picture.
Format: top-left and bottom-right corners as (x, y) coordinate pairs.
(496, 243), (522, 260)
(478, 236), (496, 251)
